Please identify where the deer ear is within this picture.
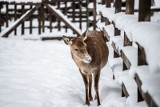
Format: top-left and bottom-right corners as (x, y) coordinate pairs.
(83, 29), (89, 41)
(63, 36), (72, 46)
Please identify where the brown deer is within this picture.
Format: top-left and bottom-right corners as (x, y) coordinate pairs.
(63, 29), (109, 106)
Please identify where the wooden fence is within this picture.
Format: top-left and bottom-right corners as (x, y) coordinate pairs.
(97, 0), (160, 107)
(0, 0), (97, 37)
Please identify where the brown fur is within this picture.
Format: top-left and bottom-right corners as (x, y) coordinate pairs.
(63, 30), (109, 106)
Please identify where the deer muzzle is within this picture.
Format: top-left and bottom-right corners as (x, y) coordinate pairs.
(83, 55), (92, 63)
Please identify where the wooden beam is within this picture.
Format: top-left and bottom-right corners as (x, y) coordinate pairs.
(1, 5), (41, 38)
(138, 0), (151, 21)
(45, 4), (81, 36)
(125, 0), (134, 14)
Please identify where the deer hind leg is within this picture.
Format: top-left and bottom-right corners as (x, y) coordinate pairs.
(79, 70), (90, 106)
(88, 74), (93, 101)
(94, 71), (101, 106)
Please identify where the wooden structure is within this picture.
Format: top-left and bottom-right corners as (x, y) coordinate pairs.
(0, 0), (97, 37)
(98, 0), (160, 107)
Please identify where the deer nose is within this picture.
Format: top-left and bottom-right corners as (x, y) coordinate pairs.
(83, 55), (92, 63)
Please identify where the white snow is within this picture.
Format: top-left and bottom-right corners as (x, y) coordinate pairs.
(0, 35), (128, 107)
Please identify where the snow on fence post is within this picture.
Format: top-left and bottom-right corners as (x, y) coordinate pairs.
(138, 0), (151, 21)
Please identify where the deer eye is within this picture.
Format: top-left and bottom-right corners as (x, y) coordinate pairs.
(74, 49), (79, 51)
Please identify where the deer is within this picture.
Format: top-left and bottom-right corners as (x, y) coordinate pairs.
(63, 29), (109, 106)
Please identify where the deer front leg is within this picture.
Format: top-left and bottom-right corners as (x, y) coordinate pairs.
(93, 70), (101, 106)
(79, 70), (90, 106)
(88, 74), (93, 101)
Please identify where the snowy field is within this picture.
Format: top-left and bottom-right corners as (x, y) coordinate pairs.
(0, 36), (126, 107)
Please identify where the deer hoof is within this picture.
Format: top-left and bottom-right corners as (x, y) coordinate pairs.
(86, 101), (90, 106)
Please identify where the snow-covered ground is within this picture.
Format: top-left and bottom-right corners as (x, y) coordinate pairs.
(0, 36), (126, 107)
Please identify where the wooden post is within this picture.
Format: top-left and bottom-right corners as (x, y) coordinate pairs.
(138, 0), (151, 21)
(21, 3), (25, 35)
(114, 0), (122, 13)
(86, 0), (89, 28)
(38, 17), (41, 35)
(113, 0), (121, 36)
(106, 0), (111, 7)
(42, 4), (45, 33)
(79, 1), (82, 29)
(57, 2), (61, 31)
(102, 0), (105, 4)
(0, 3), (2, 32)
(125, 0), (134, 14)
(64, 1), (67, 32)
(93, 0), (97, 30)
(6, 3), (9, 27)
(29, 5), (32, 34)
(14, 3), (17, 35)
(50, 15), (52, 32)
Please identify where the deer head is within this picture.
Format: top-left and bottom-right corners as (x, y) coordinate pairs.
(63, 29), (92, 63)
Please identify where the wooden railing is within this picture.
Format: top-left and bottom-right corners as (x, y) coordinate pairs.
(0, 0), (92, 37)
(97, 0), (160, 107)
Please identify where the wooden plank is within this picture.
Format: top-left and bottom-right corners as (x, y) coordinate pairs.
(41, 36), (73, 41)
(93, 0), (97, 30)
(122, 83), (129, 98)
(114, 0), (122, 13)
(21, 4), (25, 35)
(106, 0), (111, 7)
(135, 74), (158, 107)
(14, 3), (17, 35)
(29, 5), (32, 34)
(111, 41), (120, 58)
(136, 43), (148, 66)
(45, 4), (81, 36)
(124, 33), (132, 46)
(120, 50), (131, 70)
(86, 0), (89, 28)
(138, 0), (151, 21)
(1, 5), (41, 38)
(6, 3), (9, 27)
(125, 0), (134, 14)
(79, 0), (82, 29)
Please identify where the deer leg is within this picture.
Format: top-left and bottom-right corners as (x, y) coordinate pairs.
(88, 74), (93, 101)
(94, 71), (101, 106)
(79, 70), (90, 106)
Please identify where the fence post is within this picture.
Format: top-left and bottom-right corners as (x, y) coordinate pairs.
(93, 0), (97, 30)
(21, 3), (25, 35)
(86, 0), (89, 28)
(29, 5), (32, 34)
(14, 2), (17, 35)
(6, 2), (9, 27)
(125, 0), (134, 14)
(138, 0), (151, 21)
(106, 0), (111, 7)
(0, 2), (2, 32)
